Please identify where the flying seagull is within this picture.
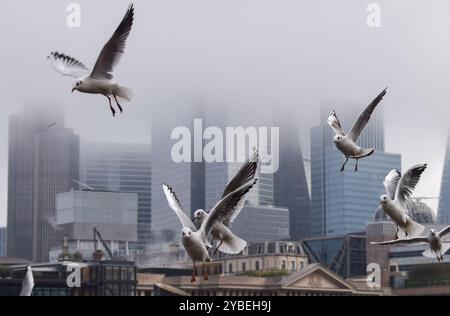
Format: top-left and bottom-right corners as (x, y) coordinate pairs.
(20, 266), (34, 296)
(380, 165), (427, 239)
(194, 150), (259, 255)
(163, 179), (257, 283)
(47, 4), (135, 117)
(327, 88), (387, 172)
(371, 226), (450, 262)
(48, 122), (57, 128)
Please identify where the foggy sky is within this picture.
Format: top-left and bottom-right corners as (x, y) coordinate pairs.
(1, 0), (450, 226)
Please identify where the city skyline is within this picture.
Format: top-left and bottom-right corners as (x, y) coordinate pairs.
(3, 0), (450, 299)
(1, 0), (449, 226)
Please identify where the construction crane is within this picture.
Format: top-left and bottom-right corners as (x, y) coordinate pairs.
(93, 227), (113, 260)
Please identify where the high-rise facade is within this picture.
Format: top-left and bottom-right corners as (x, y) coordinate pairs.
(151, 110), (205, 241)
(310, 105), (401, 237)
(80, 142), (151, 250)
(229, 205), (290, 242)
(438, 133), (450, 224)
(49, 190), (138, 261)
(7, 108), (79, 262)
(204, 114), (312, 241)
(0, 227), (6, 257)
(273, 122), (311, 240)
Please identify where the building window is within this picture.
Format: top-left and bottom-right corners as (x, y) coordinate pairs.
(242, 262), (246, 272)
(255, 261), (260, 271)
(300, 261), (304, 269)
(228, 263), (233, 273)
(291, 261), (296, 272)
(282, 260), (286, 270)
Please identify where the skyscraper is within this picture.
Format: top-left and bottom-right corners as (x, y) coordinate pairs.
(0, 227), (6, 257)
(204, 112), (278, 210)
(310, 105), (401, 237)
(230, 205), (290, 242)
(80, 142), (151, 250)
(273, 122), (311, 240)
(7, 108), (79, 262)
(151, 109), (205, 241)
(438, 133), (450, 224)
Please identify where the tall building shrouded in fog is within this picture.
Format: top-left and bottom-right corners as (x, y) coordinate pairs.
(7, 108), (79, 262)
(273, 122), (311, 240)
(151, 108), (205, 241)
(438, 133), (450, 224)
(80, 142), (151, 251)
(310, 104), (401, 237)
(0, 227), (6, 257)
(204, 113), (296, 242)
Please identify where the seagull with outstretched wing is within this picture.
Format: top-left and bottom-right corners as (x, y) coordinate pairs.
(371, 225), (450, 262)
(47, 4), (135, 117)
(193, 150), (258, 255)
(327, 88), (387, 172)
(379, 164), (427, 239)
(162, 154), (258, 283)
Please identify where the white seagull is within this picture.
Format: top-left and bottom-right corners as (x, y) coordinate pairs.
(47, 4), (135, 117)
(371, 226), (450, 262)
(327, 88), (387, 172)
(163, 179), (257, 283)
(193, 151), (259, 255)
(380, 165), (427, 239)
(20, 266), (34, 297)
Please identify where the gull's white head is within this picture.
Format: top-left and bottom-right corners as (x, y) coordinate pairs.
(333, 135), (344, 144)
(181, 227), (193, 239)
(193, 209), (207, 223)
(430, 229), (437, 236)
(72, 80), (84, 93)
(380, 194), (389, 205)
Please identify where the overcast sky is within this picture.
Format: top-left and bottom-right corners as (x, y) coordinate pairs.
(1, 0), (450, 226)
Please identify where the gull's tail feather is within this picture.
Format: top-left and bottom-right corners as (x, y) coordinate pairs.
(218, 233), (247, 254)
(360, 148), (375, 158)
(405, 220), (425, 238)
(114, 85), (134, 102)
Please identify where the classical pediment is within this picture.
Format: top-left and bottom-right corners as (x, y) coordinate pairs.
(280, 264), (354, 291)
